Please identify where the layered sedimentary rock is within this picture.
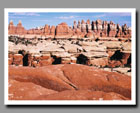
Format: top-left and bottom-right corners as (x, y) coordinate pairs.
(102, 21), (108, 37)
(8, 20), (16, 34)
(55, 22), (70, 38)
(8, 19), (131, 38)
(8, 36), (131, 71)
(8, 19), (132, 101)
(9, 64), (131, 100)
(108, 21), (117, 37)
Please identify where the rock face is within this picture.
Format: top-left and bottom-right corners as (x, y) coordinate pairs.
(9, 64), (131, 100)
(8, 20), (16, 34)
(8, 35), (131, 69)
(9, 79), (57, 100)
(8, 18), (132, 101)
(9, 20), (26, 35)
(36, 90), (129, 100)
(8, 19), (131, 38)
(55, 22), (70, 38)
(108, 21), (116, 37)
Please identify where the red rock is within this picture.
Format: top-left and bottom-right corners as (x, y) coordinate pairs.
(8, 20), (131, 38)
(116, 24), (122, 37)
(86, 19), (92, 33)
(107, 50), (115, 57)
(8, 53), (13, 59)
(77, 20), (81, 30)
(108, 21), (116, 37)
(50, 26), (55, 36)
(9, 64), (131, 99)
(55, 22), (69, 38)
(61, 58), (71, 64)
(73, 21), (77, 29)
(121, 53), (131, 65)
(81, 20), (86, 33)
(33, 55), (41, 61)
(9, 65), (75, 91)
(96, 19), (102, 30)
(92, 21), (97, 32)
(61, 64), (131, 98)
(85, 32), (94, 38)
(27, 29), (34, 34)
(31, 61), (38, 67)
(122, 24), (131, 38)
(8, 58), (13, 65)
(8, 20), (16, 34)
(9, 79), (57, 100)
(108, 60), (122, 68)
(39, 58), (54, 66)
(40, 54), (51, 60)
(109, 51), (131, 67)
(102, 92), (130, 100)
(87, 58), (108, 67)
(101, 21), (108, 37)
(35, 90), (129, 100)
(44, 24), (50, 35)
(16, 20), (26, 35)
(13, 54), (23, 66)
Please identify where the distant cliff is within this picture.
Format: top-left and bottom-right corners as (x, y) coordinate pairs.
(8, 19), (131, 38)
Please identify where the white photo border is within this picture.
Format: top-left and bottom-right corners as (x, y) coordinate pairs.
(4, 8), (136, 105)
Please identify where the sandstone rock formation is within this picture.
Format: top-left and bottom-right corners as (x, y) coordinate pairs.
(8, 19), (131, 39)
(9, 64), (131, 100)
(8, 19), (132, 101)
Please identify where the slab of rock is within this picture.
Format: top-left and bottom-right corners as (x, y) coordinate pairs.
(61, 64), (131, 98)
(87, 57), (108, 67)
(122, 42), (131, 52)
(63, 44), (82, 53)
(102, 41), (121, 49)
(9, 65), (75, 91)
(51, 52), (71, 58)
(82, 52), (108, 58)
(82, 45), (106, 52)
(35, 90), (129, 100)
(9, 79), (57, 100)
(9, 64), (131, 99)
(112, 67), (131, 76)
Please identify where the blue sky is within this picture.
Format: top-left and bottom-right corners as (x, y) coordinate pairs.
(9, 12), (131, 30)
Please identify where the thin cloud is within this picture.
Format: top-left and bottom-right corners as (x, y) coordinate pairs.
(10, 12), (40, 16)
(9, 16), (25, 19)
(119, 21), (131, 24)
(92, 13), (131, 18)
(93, 14), (106, 18)
(105, 13), (131, 17)
(32, 19), (50, 22)
(56, 16), (79, 19)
